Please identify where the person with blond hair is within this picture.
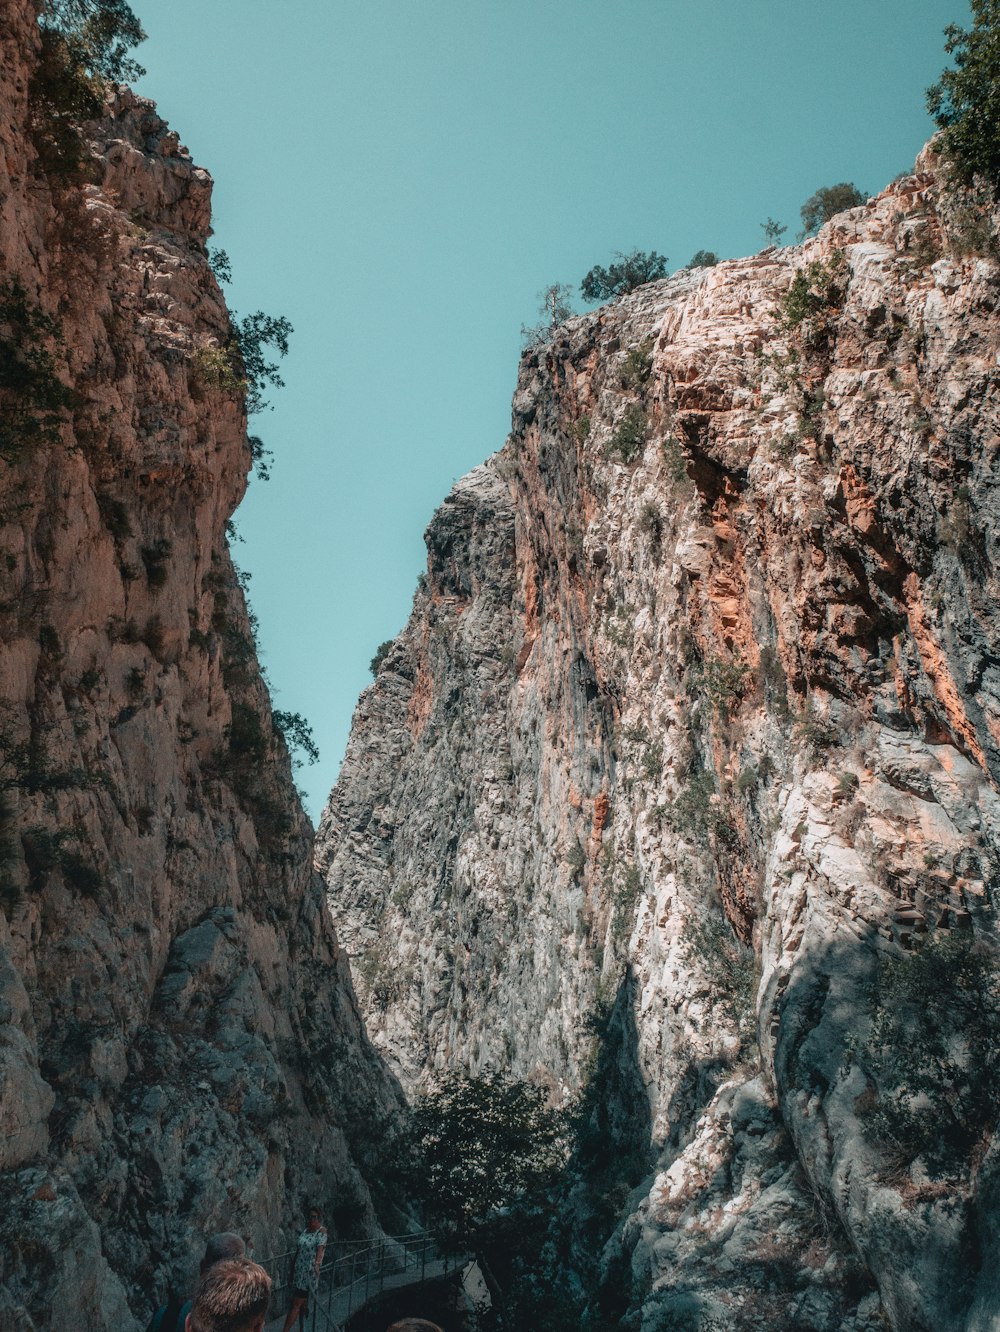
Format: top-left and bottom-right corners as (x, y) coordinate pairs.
(185, 1258), (272, 1332)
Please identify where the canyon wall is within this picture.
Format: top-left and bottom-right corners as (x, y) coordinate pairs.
(0, 4), (401, 1327)
(319, 151), (1000, 1328)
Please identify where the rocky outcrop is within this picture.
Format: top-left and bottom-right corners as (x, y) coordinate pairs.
(0, 4), (400, 1327)
(319, 149), (1000, 1327)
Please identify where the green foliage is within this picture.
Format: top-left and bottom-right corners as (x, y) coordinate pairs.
(620, 337), (654, 390)
(687, 249), (719, 268)
(660, 434), (689, 485)
(835, 770), (860, 801)
(191, 343), (242, 395)
(862, 930), (1000, 1173)
(566, 837), (586, 877)
(139, 538), (171, 588)
(208, 247), (232, 284)
(927, 0), (1000, 192)
(580, 250), (668, 302)
(192, 309), (291, 479)
(272, 710), (319, 768)
(369, 639), (394, 676)
(780, 253), (846, 329)
(571, 414), (591, 444)
(690, 650), (751, 723)
(233, 311), (293, 416)
(38, 0), (146, 82)
(247, 435), (272, 482)
(0, 281), (75, 461)
(522, 283), (576, 347)
(399, 1071), (570, 1243)
(192, 314), (292, 417)
(799, 182), (865, 236)
(760, 217), (787, 246)
(667, 767), (729, 843)
(604, 405), (648, 464)
(31, 1), (145, 178)
(225, 703), (269, 765)
(683, 907), (755, 1041)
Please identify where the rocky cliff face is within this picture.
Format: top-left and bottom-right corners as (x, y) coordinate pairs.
(0, 5), (400, 1327)
(318, 151), (1000, 1328)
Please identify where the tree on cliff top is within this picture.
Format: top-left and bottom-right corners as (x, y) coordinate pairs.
(38, 0), (146, 84)
(927, 0), (1000, 193)
(799, 182), (865, 236)
(580, 250), (669, 302)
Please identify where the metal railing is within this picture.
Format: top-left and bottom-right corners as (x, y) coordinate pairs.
(262, 1230), (465, 1331)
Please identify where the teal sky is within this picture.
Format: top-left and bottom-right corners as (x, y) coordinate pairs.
(133, 0), (969, 822)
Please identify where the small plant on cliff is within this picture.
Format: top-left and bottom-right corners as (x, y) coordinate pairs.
(861, 929), (1000, 1173)
(620, 337), (654, 391)
(369, 639), (394, 676)
(799, 182), (866, 236)
(927, 0), (1000, 194)
(604, 405), (648, 464)
(683, 906), (756, 1043)
(580, 250), (668, 302)
(779, 252), (846, 330)
(687, 249), (719, 268)
(191, 311), (292, 479)
(521, 283), (576, 348)
(0, 281), (76, 461)
(272, 710), (319, 768)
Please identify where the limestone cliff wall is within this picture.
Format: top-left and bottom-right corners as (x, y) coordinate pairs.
(319, 149), (1000, 1329)
(0, 5), (401, 1327)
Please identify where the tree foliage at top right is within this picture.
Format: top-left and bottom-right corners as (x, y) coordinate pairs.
(927, 0), (1000, 193)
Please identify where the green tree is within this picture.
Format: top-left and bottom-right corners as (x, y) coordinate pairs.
(233, 311), (293, 417)
(862, 930), (1000, 1173)
(799, 182), (865, 235)
(30, 1), (144, 178)
(399, 1071), (570, 1243)
(38, 0), (146, 83)
(927, 0), (1000, 192)
(369, 640), (394, 676)
(759, 216), (787, 246)
(271, 711), (319, 768)
(687, 249), (719, 268)
(580, 250), (668, 302)
(521, 283), (575, 347)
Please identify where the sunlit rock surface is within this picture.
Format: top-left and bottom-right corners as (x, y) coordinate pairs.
(319, 148), (1000, 1328)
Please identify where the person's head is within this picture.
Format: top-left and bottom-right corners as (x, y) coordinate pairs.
(200, 1232), (246, 1273)
(386, 1321), (444, 1332)
(306, 1206), (323, 1232)
(185, 1258), (272, 1332)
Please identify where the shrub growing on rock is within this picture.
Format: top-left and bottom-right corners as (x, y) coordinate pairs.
(799, 183), (865, 236)
(580, 250), (668, 302)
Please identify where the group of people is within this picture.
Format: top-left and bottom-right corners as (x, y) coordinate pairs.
(146, 1211), (445, 1332)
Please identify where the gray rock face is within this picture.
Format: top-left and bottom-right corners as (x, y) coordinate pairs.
(319, 153), (1000, 1326)
(0, 5), (401, 1326)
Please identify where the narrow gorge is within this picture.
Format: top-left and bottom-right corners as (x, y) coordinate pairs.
(3, 0), (1000, 1328)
